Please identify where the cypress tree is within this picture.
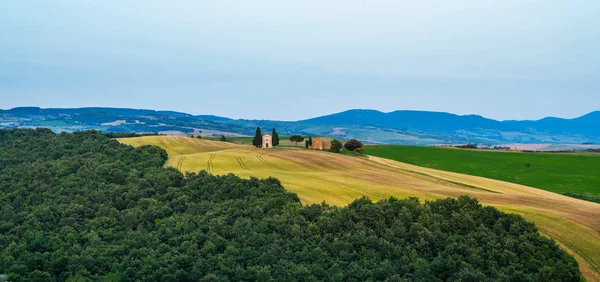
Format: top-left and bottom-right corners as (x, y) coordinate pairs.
(272, 128), (280, 146)
(308, 136), (313, 147)
(253, 127), (263, 148)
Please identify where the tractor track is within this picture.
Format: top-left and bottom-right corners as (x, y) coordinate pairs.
(237, 157), (249, 170)
(176, 156), (186, 171)
(257, 154), (290, 171)
(158, 136), (168, 148)
(206, 154), (216, 173)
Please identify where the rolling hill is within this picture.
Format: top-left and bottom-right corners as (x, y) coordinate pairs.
(302, 109), (600, 139)
(118, 136), (600, 281)
(301, 109), (504, 133)
(3, 107), (600, 145)
(0, 107), (246, 136)
(1, 129), (584, 281)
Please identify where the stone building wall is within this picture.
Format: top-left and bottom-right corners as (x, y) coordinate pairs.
(310, 138), (331, 150)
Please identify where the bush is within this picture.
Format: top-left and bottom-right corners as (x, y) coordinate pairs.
(344, 139), (364, 151)
(330, 139), (343, 152)
(355, 147), (365, 155)
(455, 144), (477, 149)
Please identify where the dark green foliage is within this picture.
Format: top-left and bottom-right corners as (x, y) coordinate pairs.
(456, 144), (478, 149)
(0, 129), (582, 281)
(344, 139), (364, 151)
(272, 128), (280, 146)
(220, 135), (227, 142)
(308, 136), (312, 146)
(253, 127), (262, 148)
(330, 139), (343, 152)
(564, 193), (600, 204)
(305, 140), (309, 149)
(289, 135), (304, 146)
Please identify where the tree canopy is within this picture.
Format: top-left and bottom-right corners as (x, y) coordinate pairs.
(344, 139), (364, 151)
(289, 135), (304, 146)
(0, 129), (582, 281)
(330, 139), (343, 152)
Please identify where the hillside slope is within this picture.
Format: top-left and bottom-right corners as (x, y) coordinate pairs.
(366, 145), (600, 199)
(119, 136), (600, 281)
(0, 107), (248, 136)
(301, 109), (504, 133)
(8, 129), (580, 280)
(3, 107), (600, 145)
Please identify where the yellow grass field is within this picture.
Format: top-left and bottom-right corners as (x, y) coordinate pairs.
(119, 136), (600, 281)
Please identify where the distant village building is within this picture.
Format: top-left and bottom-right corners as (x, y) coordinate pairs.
(262, 133), (272, 149)
(310, 137), (331, 150)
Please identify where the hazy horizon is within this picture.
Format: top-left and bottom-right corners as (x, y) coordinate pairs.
(1, 105), (597, 122)
(2, 1), (599, 121)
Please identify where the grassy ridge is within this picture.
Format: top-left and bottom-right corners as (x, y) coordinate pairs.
(119, 136), (240, 155)
(366, 146), (600, 198)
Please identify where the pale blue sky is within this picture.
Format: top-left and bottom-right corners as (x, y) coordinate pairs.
(1, 1), (599, 120)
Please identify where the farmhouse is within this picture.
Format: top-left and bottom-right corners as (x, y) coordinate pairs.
(262, 133), (272, 149)
(310, 137), (331, 150)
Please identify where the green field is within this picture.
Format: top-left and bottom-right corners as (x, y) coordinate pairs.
(367, 146), (600, 199)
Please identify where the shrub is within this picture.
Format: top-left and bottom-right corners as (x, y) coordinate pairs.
(344, 139), (364, 151)
(330, 139), (343, 152)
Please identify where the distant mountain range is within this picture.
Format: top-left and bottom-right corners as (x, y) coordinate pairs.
(303, 109), (600, 137)
(1, 107), (599, 146)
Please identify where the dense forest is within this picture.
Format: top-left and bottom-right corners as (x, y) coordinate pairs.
(0, 129), (581, 281)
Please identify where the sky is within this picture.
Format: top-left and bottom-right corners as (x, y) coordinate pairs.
(1, 1), (599, 121)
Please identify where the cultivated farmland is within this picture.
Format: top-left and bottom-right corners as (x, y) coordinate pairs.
(118, 136), (600, 281)
(366, 146), (600, 199)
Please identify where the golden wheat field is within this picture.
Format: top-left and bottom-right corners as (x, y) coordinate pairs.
(118, 136), (600, 281)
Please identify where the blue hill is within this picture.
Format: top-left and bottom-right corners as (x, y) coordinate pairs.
(2, 107), (599, 144)
(300, 109), (600, 137)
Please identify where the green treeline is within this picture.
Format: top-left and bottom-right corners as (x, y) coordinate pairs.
(0, 129), (581, 281)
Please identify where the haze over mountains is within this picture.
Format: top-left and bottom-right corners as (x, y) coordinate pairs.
(304, 109), (600, 137)
(1, 107), (599, 145)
